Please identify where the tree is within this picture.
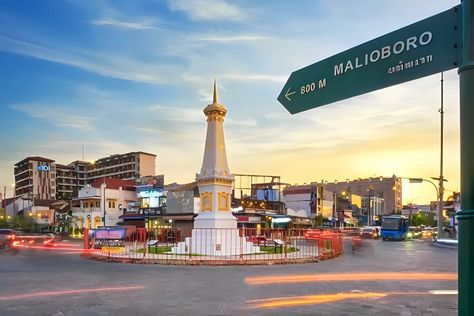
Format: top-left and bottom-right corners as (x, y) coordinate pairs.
(314, 214), (323, 228)
(11, 216), (37, 232)
(411, 212), (430, 227)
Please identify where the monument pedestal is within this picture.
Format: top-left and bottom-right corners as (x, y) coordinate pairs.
(172, 212), (259, 255)
(172, 228), (259, 256)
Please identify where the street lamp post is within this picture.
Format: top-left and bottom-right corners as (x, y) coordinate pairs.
(332, 191), (337, 228)
(367, 194), (371, 227)
(431, 176), (448, 238)
(405, 177), (444, 235)
(458, 1), (474, 313)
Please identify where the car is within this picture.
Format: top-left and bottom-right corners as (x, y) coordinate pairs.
(0, 229), (20, 248)
(407, 227), (421, 239)
(361, 227), (380, 239)
(421, 227), (434, 238)
(341, 227), (361, 237)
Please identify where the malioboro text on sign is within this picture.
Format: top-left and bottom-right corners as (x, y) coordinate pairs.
(278, 5), (461, 114)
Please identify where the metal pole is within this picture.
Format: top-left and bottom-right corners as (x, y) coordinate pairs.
(333, 191), (336, 228)
(438, 72), (445, 238)
(367, 194), (371, 226)
(458, 0), (474, 314)
(102, 166), (106, 227)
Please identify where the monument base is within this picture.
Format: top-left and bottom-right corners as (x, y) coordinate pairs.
(193, 211), (238, 229)
(172, 228), (259, 256)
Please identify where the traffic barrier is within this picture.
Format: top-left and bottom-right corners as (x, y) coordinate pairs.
(83, 227), (343, 264)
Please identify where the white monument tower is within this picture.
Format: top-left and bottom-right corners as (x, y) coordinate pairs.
(194, 80), (236, 229)
(173, 81), (258, 255)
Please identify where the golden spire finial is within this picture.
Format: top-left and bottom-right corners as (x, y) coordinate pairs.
(213, 79), (218, 104)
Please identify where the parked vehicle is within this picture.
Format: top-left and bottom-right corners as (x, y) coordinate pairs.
(381, 215), (409, 241)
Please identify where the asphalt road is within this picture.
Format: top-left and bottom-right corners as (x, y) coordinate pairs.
(0, 238), (457, 316)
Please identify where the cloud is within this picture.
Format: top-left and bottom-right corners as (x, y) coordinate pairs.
(192, 34), (274, 42)
(149, 104), (203, 123)
(0, 35), (180, 85)
(90, 17), (160, 30)
(182, 73), (286, 85)
(167, 0), (247, 21)
(10, 103), (95, 131)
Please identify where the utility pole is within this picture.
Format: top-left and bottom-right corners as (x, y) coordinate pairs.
(458, 0), (474, 314)
(367, 194), (371, 226)
(438, 72), (445, 238)
(102, 164), (106, 228)
(332, 191), (336, 228)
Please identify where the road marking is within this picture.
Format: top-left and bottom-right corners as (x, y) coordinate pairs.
(429, 290), (458, 295)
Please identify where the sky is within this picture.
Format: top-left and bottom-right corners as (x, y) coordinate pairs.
(0, 0), (462, 204)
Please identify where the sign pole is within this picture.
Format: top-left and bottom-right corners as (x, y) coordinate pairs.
(458, 0), (474, 315)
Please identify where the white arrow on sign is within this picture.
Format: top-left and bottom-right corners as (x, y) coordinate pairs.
(285, 87), (296, 101)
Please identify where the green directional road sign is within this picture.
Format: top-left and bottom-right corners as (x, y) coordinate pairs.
(278, 5), (462, 114)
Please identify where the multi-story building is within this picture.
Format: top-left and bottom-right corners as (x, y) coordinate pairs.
(13, 152), (157, 203)
(87, 152), (156, 183)
(71, 178), (137, 228)
(55, 164), (77, 200)
(14, 156), (56, 200)
(68, 160), (90, 188)
(323, 175), (402, 215)
(361, 195), (384, 225)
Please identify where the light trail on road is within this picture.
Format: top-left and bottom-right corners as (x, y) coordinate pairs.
(0, 286), (145, 301)
(245, 272), (457, 285)
(12, 242), (91, 252)
(247, 290), (457, 309)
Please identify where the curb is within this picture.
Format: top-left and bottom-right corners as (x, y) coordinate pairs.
(83, 252), (343, 266)
(432, 240), (458, 250)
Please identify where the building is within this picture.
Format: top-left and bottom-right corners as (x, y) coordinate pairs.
(283, 184), (360, 227)
(120, 175), (168, 228)
(68, 160), (90, 188)
(14, 156), (56, 200)
(87, 152), (156, 183)
(71, 178), (137, 228)
(232, 174), (286, 214)
(13, 151), (157, 204)
(283, 184), (334, 219)
(164, 182), (199, 231)
(322, 175), (402, 215)
(56, 164), (78, 200)
(362, 195), (384, 226)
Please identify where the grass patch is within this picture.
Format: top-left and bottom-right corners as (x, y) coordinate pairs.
(257, 246), (298, 254)
(135, 246), (202, 256)
(136, 246), (172, 254)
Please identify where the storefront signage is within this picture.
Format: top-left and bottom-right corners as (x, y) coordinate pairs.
(36, 165), (51, 171)
(140, 208), (162, 216)
(89, 228), (126, 250)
